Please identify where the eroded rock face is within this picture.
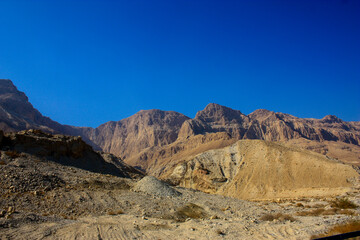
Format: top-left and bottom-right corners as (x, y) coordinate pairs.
(125, 132), (236, 174)
(79, 109), (190, 160)
(0, 129), (143, 178)
(248, 109), (360, 144)
(164, 140), (359, 199)
(178, 103), (360, 145)
(178, 103), (251, 139)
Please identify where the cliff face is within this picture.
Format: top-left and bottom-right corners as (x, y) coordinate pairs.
(79, 109), (190, 161)
(178, 103), (360, 145)
(248, 109), (360, 144)
(178, 103), (252, 139)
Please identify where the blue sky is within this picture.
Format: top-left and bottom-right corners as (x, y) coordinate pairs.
(0, 0), (359, 127)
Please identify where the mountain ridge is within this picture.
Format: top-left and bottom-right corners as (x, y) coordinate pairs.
(0, 79), (359, 171)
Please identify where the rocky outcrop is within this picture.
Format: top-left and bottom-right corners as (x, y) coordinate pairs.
(178, 103), (251, 139)
(0, 129), (143, 178)
(163, 140), (359, 199)
(125, 132), (237, 174)
(248, 109), (360, 144)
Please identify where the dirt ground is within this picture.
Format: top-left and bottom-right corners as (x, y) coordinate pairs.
(0, 152), (359, 240)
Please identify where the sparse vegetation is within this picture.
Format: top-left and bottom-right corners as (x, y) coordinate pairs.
(107, 209), (124, 215)
(296, 208), (356, 216)
(330, 198), (358, 209)
(260, 213), (296, 222)
(176, 203), (207, 220)
(162, 203), (208, 222)
(311, 220), (360, 239)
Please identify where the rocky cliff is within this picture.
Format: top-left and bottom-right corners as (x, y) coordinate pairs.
(78, 109), (190, 161)
(178, 103), (360, 145)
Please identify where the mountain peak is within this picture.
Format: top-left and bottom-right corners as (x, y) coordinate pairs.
(195, 103), (244, 123)
(322, 115), (343, 123)
(0, 79), (28, 102)
(203, 103), (239, 112)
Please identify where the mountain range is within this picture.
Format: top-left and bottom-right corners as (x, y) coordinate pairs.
(1, 79), (359, 176)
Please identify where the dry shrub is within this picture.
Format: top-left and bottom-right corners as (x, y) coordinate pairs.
(5, 150), (20, 159)
(107, 209), (124, 215)
(296, 203), (304, 207)
(260, 213), (296, 222)
(311, 220), (360, 239)
(297, 209), (318, 216)
(297, 208), (356, 217)
(0, 160), (6, 165)
(164, 203), (208, 222)
(60, 213), (77, 220)
(330, 198), (358, 209)
(177, 203), (207, 220)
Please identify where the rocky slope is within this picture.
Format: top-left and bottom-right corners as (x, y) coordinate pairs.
(2, 146), (358, 240)
(79, 109), (190, 161)
(0, 79), (97, 148)
(0, 129), (143, 178)
(126, 132), (237, 174)
(163, 140), (359, 200)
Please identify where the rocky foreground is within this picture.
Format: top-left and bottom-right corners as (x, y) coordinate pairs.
(0, 130), (359, 239)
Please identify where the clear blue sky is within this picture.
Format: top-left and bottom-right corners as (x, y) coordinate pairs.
(0, 0), (359, 127)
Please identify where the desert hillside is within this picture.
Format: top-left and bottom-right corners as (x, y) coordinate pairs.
(1, 129), (359, 239)
(163, 140), (358, 199)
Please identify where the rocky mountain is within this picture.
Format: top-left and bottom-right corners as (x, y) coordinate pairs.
(0, 79), (359, 173)
(163, 140), (359, 199)
(119, 104), (360, 171)
(78, 109), (190, 161)
(179, 103), (360, 145)
(0, 79), (97, 148)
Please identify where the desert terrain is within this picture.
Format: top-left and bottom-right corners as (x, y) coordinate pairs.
(0, 79), (359, 239)
(0, 130), (359, 239)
